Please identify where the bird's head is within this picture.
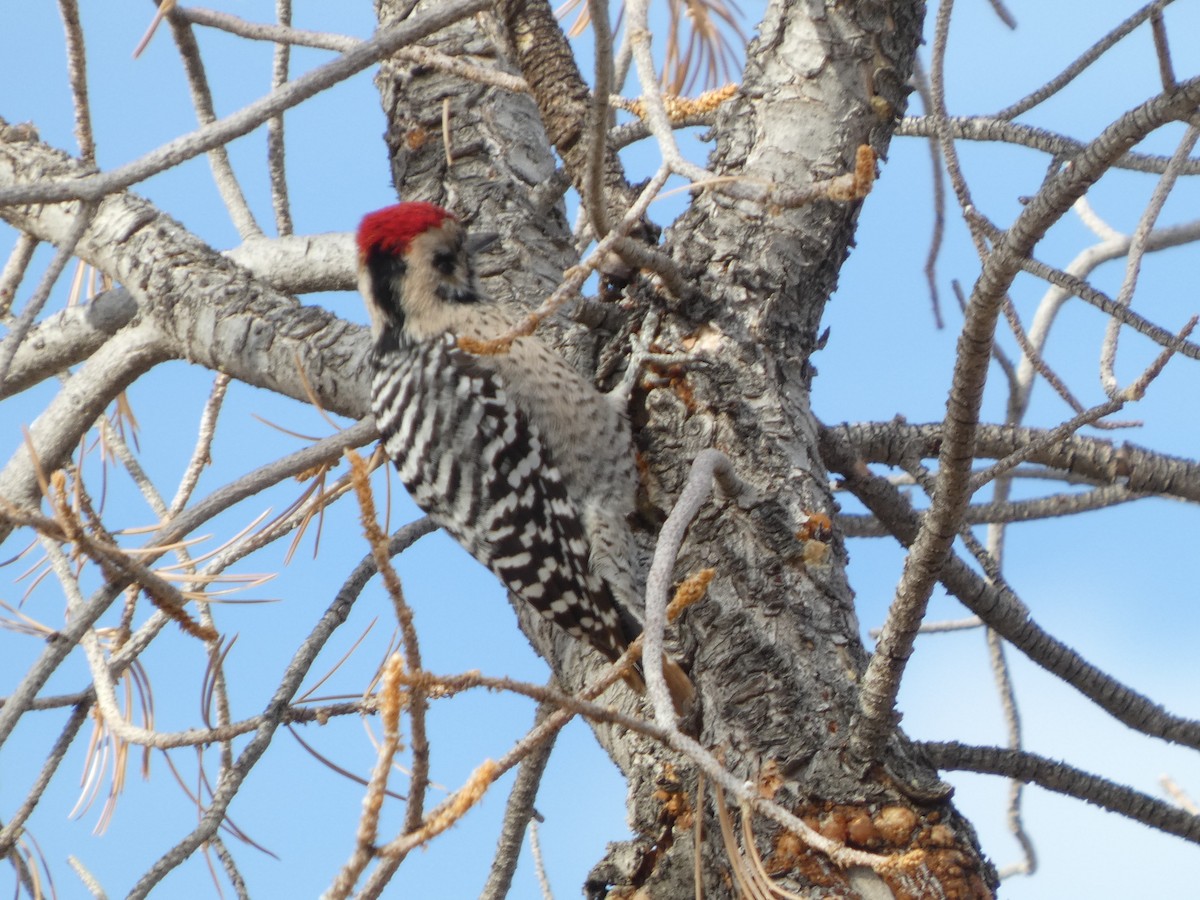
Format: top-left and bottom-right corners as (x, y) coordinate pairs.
(356, 202), (489, 341)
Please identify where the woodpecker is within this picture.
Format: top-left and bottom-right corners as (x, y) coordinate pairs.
(356, 202), (693, 711)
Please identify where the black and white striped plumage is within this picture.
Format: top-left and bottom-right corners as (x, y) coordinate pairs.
(356, 202), (642, 668)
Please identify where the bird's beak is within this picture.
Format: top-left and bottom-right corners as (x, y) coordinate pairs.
(467, 232), (499, 255)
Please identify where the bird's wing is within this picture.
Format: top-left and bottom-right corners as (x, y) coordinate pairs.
(371, 334), (628, 661)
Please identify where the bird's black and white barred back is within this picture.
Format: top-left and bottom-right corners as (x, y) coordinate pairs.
(356, 202), (694, 712)
(369, 329), (631, 660)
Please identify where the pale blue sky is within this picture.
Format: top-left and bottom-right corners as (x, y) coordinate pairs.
(2, 1), (1199, 897)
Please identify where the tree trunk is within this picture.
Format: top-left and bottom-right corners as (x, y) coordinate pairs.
(371, 0), (996, 896)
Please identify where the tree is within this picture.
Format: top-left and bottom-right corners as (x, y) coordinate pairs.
(1, 0), (1198, 896)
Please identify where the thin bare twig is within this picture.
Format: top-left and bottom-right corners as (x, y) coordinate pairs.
(0, 702), (90, 856)
(867, 616), (982, 638)
(1161, 776), (1199, 815)
(347, 453), (429, 836)
(178, 6), (529, 95)
(624, 0), (714, 184)
(459, 165), (672, 355)
(584, 0), (615, 237)
(838, 483), (1149, 536)
(984, 0), (1017, 29)
(0, 233), (39, 319)
(910, 59), (946, 328)
(0, 0), (492, 207)
(0, 202), (96, 392)
(1014, 236), (1200, 368)
(56, 0), (96, 164)
(1150, 7), (1177, 90)
(208, 834), (250, 900)
(643, 449), (742, 724)
(164, 12), (262, 238)
(968, 399), (1124, 492)
(268, 0), (294, 236)
(926, 0), (989, 261)
(169, 374), (231, 514)
(1100, 125), (1199, 397)
(896, 115), (1200, 176)
(326, 653), (406, 899)
(996, 0), (1174, 120)
(124, 517), (433, 898)
(529, 820), (555, 900)
(67, 854), (107, 899)
(984, 627), (1036, 879)
(480, 698), (559, 900)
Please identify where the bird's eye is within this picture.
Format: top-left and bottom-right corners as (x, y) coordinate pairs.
(433, 250), (456, 275)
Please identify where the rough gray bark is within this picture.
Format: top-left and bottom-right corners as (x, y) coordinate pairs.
(0, 0), (1003, 894)
(369, 0), (994, 896)
(0, 118), (372, 546)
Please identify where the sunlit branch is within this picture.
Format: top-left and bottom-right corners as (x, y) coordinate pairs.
(268, 0), (294, 236)
(0, 202), (96, 392)
(922, 741), (1200, 845)
(0, 0), (491, 206)
(0, 701), (90, 856)
(624, 0), (711, 183)
(169, 374), (231, 515)
(897, 115), (1200, 177)
(165, 13), (262, 239)
(56, 0), (95, 165)
(480, 698), (559, 900)
(995, 0), (1175, 120)
(1101, 125), (1199, 396)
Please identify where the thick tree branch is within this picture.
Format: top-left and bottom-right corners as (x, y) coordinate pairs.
(897, 115), (1200, 176)
(165, 12), (262, 239)
(479, 698), (558, 900)
(838, 482), (1148, 536)
(826, 421), (1200, 504)
(0, 288), (138, 398)
(492, 0), (639, 224)
(921, 741), (1200, 845)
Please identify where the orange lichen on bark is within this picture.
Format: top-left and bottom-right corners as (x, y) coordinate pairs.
(827, 144), (878, 201)
(652, 776), (694, 832)
(667, 568), (714, 622)
(758, 800), (994, 900)
(613, 83), (739, 122)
